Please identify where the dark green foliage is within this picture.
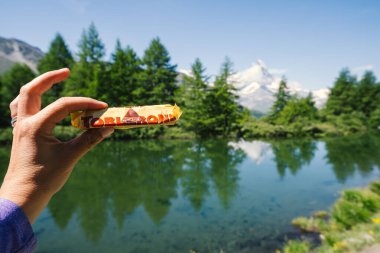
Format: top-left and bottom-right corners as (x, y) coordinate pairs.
(107, 40), (142, 106)
(141, 37), (177, 104)
(37, 33), (74, 106)
(205, 57), (243, 137)
(0, 64), (35, 126)
(176, 58), (210, 136)
(325, 69), (358, 115)
(63, 23), (106, 97)
(324, 69), (380, 129)
(270, 78), (291, 120)
(357, 71), (378, 117)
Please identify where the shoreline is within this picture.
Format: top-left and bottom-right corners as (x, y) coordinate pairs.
(283, 179), (380, 253)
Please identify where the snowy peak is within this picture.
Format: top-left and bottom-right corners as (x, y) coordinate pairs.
(230, 60), (329, 113)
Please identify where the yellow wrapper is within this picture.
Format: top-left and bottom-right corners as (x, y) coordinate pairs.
(71, 104), (182, 129)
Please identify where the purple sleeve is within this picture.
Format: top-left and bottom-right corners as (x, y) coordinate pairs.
(0, 198), (37, 253)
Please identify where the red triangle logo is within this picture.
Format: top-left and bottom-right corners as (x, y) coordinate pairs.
(125, 108), (139, 118)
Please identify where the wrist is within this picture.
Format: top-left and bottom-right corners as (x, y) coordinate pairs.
(0, 177), (53, 224)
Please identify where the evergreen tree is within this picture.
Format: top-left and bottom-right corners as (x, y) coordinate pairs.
(270, 78), (291, 120)
(0, 64), (35, 126)
(141, 37), (177, 104)
(108, 40), (142, 106)
(325, 69), (357, 115)
(206, 57), (242, 136)
(357, 71), (377, 117)
(177, 58), (210, 136)
(64, 23), (105, 98)
(37, 33), (74, 105)
(275, 93), (318, 125)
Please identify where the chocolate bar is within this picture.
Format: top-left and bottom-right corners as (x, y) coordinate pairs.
(71, 104), (182, 129)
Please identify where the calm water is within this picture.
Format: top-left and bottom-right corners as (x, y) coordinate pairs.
(1, 134), (380, 252)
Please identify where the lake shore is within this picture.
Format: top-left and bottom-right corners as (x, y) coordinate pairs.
(284, 180), (380, 253)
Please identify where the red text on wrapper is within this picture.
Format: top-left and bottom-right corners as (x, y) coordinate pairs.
(80, 114), (177, 128)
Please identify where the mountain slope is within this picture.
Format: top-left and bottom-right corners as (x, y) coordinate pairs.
(0, 36), (44, 74)
(230, 60), (329, 113)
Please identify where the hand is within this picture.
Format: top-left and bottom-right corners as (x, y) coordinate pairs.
(0, 68), (114, 224)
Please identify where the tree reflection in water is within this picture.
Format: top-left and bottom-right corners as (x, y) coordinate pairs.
(2, 134), (380, 245)
(325, 133), (380, 183)
(47, 139), (245, 242)
(270, 139), (317, 178)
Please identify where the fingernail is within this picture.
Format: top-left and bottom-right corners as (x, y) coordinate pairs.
(98, 101), (108, 107)
(99, 128), (114, 138)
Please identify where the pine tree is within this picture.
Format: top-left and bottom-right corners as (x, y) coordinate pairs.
(357, 71), (377, 117)
(270, 78), (291, 120)
(37, 33), (74, 105)
(141, 37), (177, 104)
(108, 40), (142, 106)
(0, 64), (35, 126)
(325, 69), (357, 115)
(177, 58), (210, 135)
(206, 57), (242, 136)
(64, 23), (105, 98)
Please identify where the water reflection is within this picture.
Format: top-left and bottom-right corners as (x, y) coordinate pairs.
(325, 133), (380, 183)
(271, 139), (317, 178)
(2, 134), (380, 251)
(47, 140), (245, 242)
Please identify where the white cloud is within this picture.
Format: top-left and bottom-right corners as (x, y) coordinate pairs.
(351, 64), (374, 75)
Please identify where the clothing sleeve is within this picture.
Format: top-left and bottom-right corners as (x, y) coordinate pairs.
(0, 198), (37, 253)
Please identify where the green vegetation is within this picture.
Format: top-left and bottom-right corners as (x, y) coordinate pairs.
(283, 240), (311, 253)
(1, 23), (380, 140)
(283, 180), (380, 252)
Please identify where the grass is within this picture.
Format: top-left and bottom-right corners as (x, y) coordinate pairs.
(283, 240), (312, 253)
(284, 181), (380, 253)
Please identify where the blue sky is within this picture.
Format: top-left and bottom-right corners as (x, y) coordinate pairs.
(1, 0), (379, 89)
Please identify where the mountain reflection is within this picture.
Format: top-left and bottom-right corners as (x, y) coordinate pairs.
(47, 139), (245, 242)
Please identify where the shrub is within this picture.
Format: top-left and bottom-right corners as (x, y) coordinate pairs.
(332, 189), (380, 229)
(369, 181), (380, 196)
(283, 240), (311, 253)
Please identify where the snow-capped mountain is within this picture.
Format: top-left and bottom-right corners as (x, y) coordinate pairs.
(179, 60), (329, 113)
(229, 60), (329, 113)
(0, 36), (44, 74)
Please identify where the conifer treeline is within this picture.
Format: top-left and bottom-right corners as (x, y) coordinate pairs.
(0, 23), (242, 137)
(1, 23), (380, 138)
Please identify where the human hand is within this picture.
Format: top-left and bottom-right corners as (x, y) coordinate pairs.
(0, 68), (114, 224)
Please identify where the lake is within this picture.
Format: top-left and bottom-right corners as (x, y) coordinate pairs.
(1, 134), (380, 252)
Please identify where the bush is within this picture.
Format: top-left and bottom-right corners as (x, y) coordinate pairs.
(332, 189), (380, 229)
(291, 216), (328, 232)
(283, 240), (311, 253)
(369, 181), (380, 196)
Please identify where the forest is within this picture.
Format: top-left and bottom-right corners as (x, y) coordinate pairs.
(1, 23), (380, 141)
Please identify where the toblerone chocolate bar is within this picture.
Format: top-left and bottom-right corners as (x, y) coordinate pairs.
(71, 104), (182, 129)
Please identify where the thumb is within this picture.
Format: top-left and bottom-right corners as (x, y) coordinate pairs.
(67, 128), (114, 162)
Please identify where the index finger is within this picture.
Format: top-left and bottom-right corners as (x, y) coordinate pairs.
(18, 68), (70, 117)
(35, 97), (108, 134)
